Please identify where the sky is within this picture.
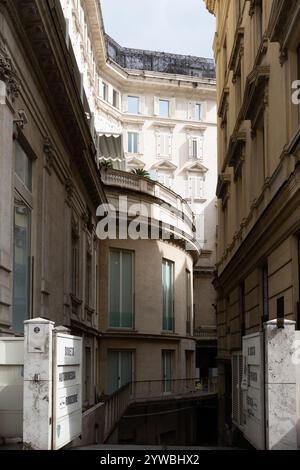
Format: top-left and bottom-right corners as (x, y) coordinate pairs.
(100, 0), (216, 59)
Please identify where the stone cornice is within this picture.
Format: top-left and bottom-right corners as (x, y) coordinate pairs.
(204, 0), (216, 15)
(267, 0), (300, 63)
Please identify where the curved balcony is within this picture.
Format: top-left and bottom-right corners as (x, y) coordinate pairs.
(100, 168), (200, 257)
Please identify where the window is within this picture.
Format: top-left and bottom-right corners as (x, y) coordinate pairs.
(223, 37), (227, 79)
(12, 203), (31, 333)
(188, 175), (204, 200)
(256, 0), (263, 44)
(85, 252), (92, 306)
(162, 259), (174, 332)
(15, 141), (32, 191)
(71, 230), (79, 297)
(195, 103), (202, 121)
(128, 96), (139, 114)
(159, 99), (169, 118)
(192, 139), (198, 159)
(158, 133), (172, 157)
(102, 82), (108, 101)
(13, 140), (33, 334)
(109, 250), (134, 329)
(232, 352), (245, 428)
(262, 264), (269, 323)
(107, 350), (133, 394)
(113, 89), (119, 109)
(128, 132), (138, 153)
(186, 270), (192, 335)
(162, 350), (173, 393)
(239, 282), (245, 338)
(235, 0), (242, 24)
(84, 347), (91, 404)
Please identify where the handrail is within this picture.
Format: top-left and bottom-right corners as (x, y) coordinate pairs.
(103, 377), (217, 442)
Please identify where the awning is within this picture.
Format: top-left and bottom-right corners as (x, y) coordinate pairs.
(98, 134), (124, 165)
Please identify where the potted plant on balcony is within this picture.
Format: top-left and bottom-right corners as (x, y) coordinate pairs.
(131, 168), (150, 179)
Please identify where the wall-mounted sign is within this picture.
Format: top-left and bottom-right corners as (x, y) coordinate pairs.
(242, 332), (265, 450)
(53, 333), (82, 450)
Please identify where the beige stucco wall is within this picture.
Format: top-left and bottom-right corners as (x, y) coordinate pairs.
(99, 239), (194, 337)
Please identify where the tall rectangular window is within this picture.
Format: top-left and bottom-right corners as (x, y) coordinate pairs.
(162, 350), (173, 393)
(102, 82), (108, 101)
(195, 103), (201, 121)
(262, 264), (269, 324)
(159, 99), (169, 118)
(13, 140), (33, 334)
(13, 204), (31, 333)
(15, 141), (32, 191)
(109, 250), (134, 329)
(71, 231), (79, 297)
(128, 96), (139, 114)
(107, 350), (133, 394)
(128, 132), (138, 153)
(239, 282), (245, 338)
(159, 133), (171, 157)
(85, 252), (92, 306)
(192, 139), (198, 159)
(186, 270), (192, 335)
(162, 259), (174, 332)
(113, 89), (119, 109)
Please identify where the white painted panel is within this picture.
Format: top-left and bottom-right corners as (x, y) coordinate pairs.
(53, 333), (82, 450)
(0, 338), (24, 438)
(54, 409), (82, 450)
(242, 332), (265, 450)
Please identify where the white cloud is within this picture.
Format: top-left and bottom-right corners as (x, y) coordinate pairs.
(100, 0), (215, 58)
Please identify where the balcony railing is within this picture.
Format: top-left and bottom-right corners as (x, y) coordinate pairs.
(101, 168), (194, 223)
(103, 377), (218, 442)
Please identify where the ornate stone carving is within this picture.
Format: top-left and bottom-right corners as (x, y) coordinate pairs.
(65, 177), (74, 204)
(0, 42), (20, 99)
(43, 136), (54, 174)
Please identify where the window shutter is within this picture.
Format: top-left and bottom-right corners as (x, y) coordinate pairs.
(188, 101), (193, 120)
(168, 135), (172, 157)
(188, 137), (193, 159)
(122, 94), (128, 113)
(201, 101), (207, 120)
(170, 98), (176, 118)
(154, 97), (159, 116)
(139, 96), (144, 115)
(156, 133), (160, 157)
(199, 135), (204, 161)
(138, 132), (142, 154)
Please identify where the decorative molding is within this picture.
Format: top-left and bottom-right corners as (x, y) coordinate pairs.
(43, 136), (55, 175)
(0, 41), (20, 99)
(267, 0), (300, 64)
(65, 177), (74, 204)
(216, 174), (231, 207)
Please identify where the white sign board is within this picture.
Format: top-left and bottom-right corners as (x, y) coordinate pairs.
(242, 332), (265, 450)
(53, 333), (82, 450)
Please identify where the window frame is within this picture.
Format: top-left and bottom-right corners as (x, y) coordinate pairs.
(127, 95), (140, 115)
(159, 99), (170, 118)
(162, 258), (175, 332)
(109, 249), (135, 330)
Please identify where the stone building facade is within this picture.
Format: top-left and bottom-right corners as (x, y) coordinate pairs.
(0, 0), (213, 424)
(59, 0), (218, 380)
(0, 0), (107, 410)
(205, 0), (300, 445)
